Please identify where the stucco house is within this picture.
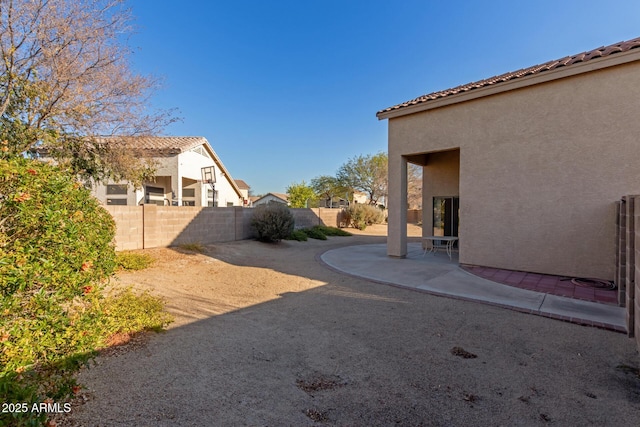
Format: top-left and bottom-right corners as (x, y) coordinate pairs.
(318, 191), (367, 208)
(93, 136), (245, 207)
(252, 193), (289, 206)
(377, 37), (640, 281)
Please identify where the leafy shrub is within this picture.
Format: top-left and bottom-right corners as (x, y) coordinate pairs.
(0, 286), (172, 426)
(287, 230), (308, 241)
(314, 225), (352, 236)
(102, 287), (173, 335)
(116, 251), (155, 270)
(301, 227), (328, 240)
(0, 158), (171, 426)
(251, 202), (295, 242)
(0, 158), (116, 298)
(342, 204), (385, 230)
(287, 226), (352, 242)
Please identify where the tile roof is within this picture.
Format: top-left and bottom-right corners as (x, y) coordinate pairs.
(255, 192), (289, 203)
(377, 37), (640, 117)
(108, 136), (208, 155)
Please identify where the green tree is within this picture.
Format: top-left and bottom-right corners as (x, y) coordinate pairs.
(286, 181), (316, 208)
(336, 152), (388, 205)
(311, 175), (349, 207)
(0, 0), (175, 186)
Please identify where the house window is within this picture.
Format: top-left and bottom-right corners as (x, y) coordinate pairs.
(207, 189), (217, 207)
(145, 186), (166, 206)
(106, 184), (127, 205)
(106, 184), (128, 195)
(106, 198), (127, 206)
(182, 188), (196, 206)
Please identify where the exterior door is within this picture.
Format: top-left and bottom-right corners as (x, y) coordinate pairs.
(433, 197), (459, 240)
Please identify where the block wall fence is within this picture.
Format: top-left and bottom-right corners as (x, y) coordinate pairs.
(104, 205), (345, 251)
(615, 195), (640, 351)
(407, 209), (422, 224)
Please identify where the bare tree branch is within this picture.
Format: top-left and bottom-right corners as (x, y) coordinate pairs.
(0, 0), (177, 184)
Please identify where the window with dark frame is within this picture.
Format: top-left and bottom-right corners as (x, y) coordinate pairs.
(106, 184), (128, 195)
(106, 184), (128, 205)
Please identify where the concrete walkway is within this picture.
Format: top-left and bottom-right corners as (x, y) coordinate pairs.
(320, 243), (626, 332)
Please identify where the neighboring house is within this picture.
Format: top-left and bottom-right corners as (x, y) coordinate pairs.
(93, 136), (245, 207)
(377, 37), (640, 280)
(317, 191), (376, 208)
(253, 193), (289, 206)
(318, 197), (348, 208)
(234, 179), (252, 206)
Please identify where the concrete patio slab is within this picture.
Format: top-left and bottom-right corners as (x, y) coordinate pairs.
(320, 243), (626, 332)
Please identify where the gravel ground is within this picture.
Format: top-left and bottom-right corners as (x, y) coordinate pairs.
(58, 225), (640, 426)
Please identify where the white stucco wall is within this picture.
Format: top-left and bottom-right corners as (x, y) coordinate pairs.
(92, 145), (242, 207)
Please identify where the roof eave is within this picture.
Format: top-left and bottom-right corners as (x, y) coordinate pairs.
(200, 139), (244, 199)
(376, 48), (640, 121)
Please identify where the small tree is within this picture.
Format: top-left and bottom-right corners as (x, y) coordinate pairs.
(0, 0), (176, 185)
(407, 163), (423, 209)
(286, 180), (316, 208)
(337, 152), (388, 205)
(311, 175), (349, 207)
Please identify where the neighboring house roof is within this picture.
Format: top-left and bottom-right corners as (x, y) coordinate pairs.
(272, 192), (289, 202)
(254, 193), (289, 204)
(377, 36), (640, 119)
(234, 179), (250, 190)
(112, 136), (208, 156)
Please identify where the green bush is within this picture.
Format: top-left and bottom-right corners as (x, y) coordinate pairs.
(286, 230), (308, 241)
(0, 158), (116, 298)
(287, 226), (352, 242)
(0, 158), (171, 426)
(0, 286), (172, 426)
(301, 227), (328, 240)
(314, 225), (352, 236)
(115, 251), (155, 271)
(102, 287), (173, 335)
(251, 202), (295, 242)
(343, 204), (385, 230)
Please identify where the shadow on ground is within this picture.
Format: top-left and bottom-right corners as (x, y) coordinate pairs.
(62, 233), (640, 426)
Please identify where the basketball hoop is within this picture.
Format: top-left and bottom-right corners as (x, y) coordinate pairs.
(201, 165), (216, 206)
(201, 165), (216, 185)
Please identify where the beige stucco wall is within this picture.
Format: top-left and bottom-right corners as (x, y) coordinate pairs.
(387, 60), (640, 279)
(421, 149), (460, 237)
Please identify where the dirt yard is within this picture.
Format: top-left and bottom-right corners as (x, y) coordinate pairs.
(60, 224), (640, 426)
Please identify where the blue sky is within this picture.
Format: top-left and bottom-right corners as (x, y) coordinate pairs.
(128, 0), (640, 195)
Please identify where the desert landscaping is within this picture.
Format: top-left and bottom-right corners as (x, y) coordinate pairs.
(56, 225), (640, 426)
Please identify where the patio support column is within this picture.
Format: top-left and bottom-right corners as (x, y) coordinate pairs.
(388, 154), (407, 258)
